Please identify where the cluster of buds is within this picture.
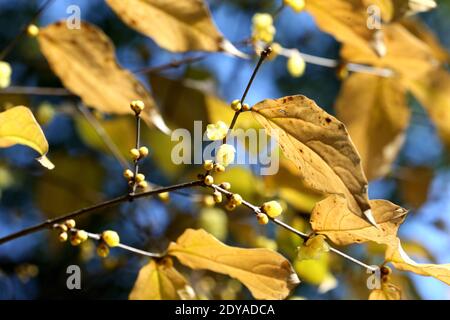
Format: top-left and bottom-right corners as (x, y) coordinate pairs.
(203, 160), (225, 174)
(297, 234), (330, 261)
(97, 230), (121, 258)
(251, 13), (276, 43)
(130, 100), (145, 115)
(124, 168), (148, 189)
(230, 99), (250, 112)
(225, 193), (243, 211)
(256, 200), (283, 225)
(54, 219), (77, 243)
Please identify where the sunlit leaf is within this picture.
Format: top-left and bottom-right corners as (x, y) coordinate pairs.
(310, 195), (407, 246)
(129, 258), (195, 300)
(335, 73), (409, 180)
(251, 95), (376, 225)
(38, 21), (169, 133)
(0, 106), (54, 169)
(369, 282), (402, 300)
(386, 239), (450, 285)
(168, 228), (300, 300)
(106, 0), (244, 56)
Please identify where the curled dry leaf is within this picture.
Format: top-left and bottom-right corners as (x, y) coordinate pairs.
(369, 282), (402, 300)
(335, 72), (409, 180)
(386, 239), (450, 285)
(129, 258), (195, 300)
(38, 21), (169, 134)
(407, 68), (450, 149)
(168, 229), (299, 300)
(251, 95), (376, 225)
(0, 106), (54, 169)
(310, 195), (407, 246)
(106, 0), (245, 57)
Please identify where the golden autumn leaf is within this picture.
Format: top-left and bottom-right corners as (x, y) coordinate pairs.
(386, 239), (450, 285)
(310, 195), (407, 246)
(369, 282), (402, 300)
(305, 0), (376, 54)
(407, 68), (450, 148)
(129, 258), (195, 300)
(335, 73), (410, 180)
(251, 95), (377, 225)
(341, 23), (437, 80)
(167, 228), (299, 300)
(0, 106), (54, 169)
(38, 21), (169, 134)
(106, 0), (244, 56)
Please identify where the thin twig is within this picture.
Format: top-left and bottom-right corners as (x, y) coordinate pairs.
(0, 0), (56, 60)
(133, 55), (207, 74)
(77, 104), (130, 170)
(0, 180), (202, 245)
(0, 86), (72, 96)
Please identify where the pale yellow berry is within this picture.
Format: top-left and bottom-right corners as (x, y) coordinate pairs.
(213, 191), (223, 203)
(230, 194), (243, 206)
(284, 0), (306, 12)
(129, 148), (140, 160)
(135, 173), (145, 183)
(203, 195), (215, 207)
(257, 212), (269, 225)
(203, 160), (214, 171)
(252, 13), (276, 43)
(206, 121), (229, 141)
(158, 192), (170, 202)
(65, 219), (76, 229)
(220, 182), (231, 190)
(287, 51), (306, 77)
(76, 230), (89, 242)
(214, 164), (225, 173)
(204, 175), (214, 186)
(56, 224), (68, 232)
(0, 61), (12, 89)
(230, 99), (242, 112)
(225, 202), (237, 211)
(58, 232), (68, 242)
(27, 24), (39, 37)
(70, 235), (82, 246)
(252, 13), (273, 30)
(102, 230), (120, 247)
(130, 100), (145, 114)
(241, 103), (251, 111)
(137, 180), (148, 189)
(97, 243), (110, 258)
(261, 200), (283, 218)
(123, 169), (134, 180)
(215, 144), (236, 167)
(139, 146), (149, 158)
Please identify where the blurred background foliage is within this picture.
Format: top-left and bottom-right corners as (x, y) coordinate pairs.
(0, 0), (449, 299)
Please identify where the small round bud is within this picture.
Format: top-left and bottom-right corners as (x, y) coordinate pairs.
(213, 191), (223, 203)
(231, 99), (242, 111)
(287, 51), (306, 77)
(139, 146), (149, 158)
(220, 182), (231, 190)
(70, 235), (82, 246)
(58, 232), (68, 242)
(76, 230), (89, 242)
(97, 242), (110, 258)
(225, 202), (237, 211)
(261, 200), (283, 218)
(27, 24), (39, 37)
(135, 173), (145, 183)
(241, 103), (251, 111)
(204, 175), (214, 186)
(102, 230), (120, 247)
(158, 192), (170, 202)
(123, 169), (134, 180)
(256, 212), (269, 225)
(56, 224), (68, 232)
(203, 160), (214, 171)
(230, 193), (243, 206)
(130, 100), (145, 114)
(203, 195), (215, 207)
(129, 148), (140, 160)
(65, 219), (76, 229)
(137, 180), (148, 189)
(380, 266), (392, 276)
(214, 164), (225, 173)
(336, 63), (349, 80)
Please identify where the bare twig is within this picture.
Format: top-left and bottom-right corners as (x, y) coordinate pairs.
(133, 55), (207, 74)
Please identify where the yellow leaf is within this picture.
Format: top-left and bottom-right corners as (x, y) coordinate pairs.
(129, 258), (194, 300)
(386, 239), (450, 285)
(168, 228), (299, 300)
(251, 95), (376, 225)
(0, 106), (54, 169)
(369, 282), (402, 300)
(106, 0), (243, 56)
(407, 68), (450, 148)
(38, 21), (169, 133)
(305, 0), (376, 54)
(310, 195), (407, 246)
(335, 73), (410, 180)
(341, 24), (436, 80)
